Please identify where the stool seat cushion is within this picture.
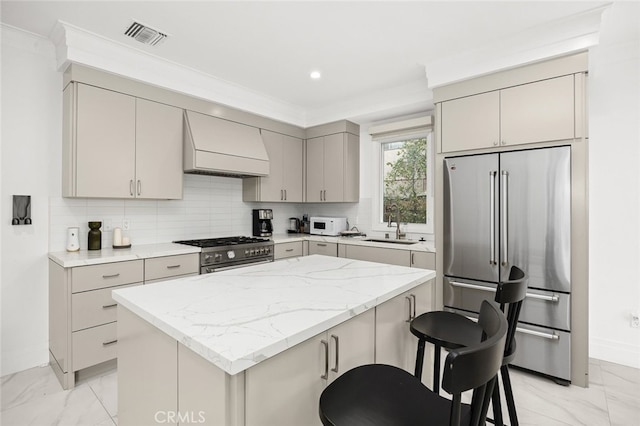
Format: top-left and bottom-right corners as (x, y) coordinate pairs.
(319, 364), (471, 426)
(410, 311), (483, 349)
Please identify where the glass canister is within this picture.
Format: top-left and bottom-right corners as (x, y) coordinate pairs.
(88, 221), (102, 250)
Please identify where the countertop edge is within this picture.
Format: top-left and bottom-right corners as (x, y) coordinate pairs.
(48, 243), (201, 267)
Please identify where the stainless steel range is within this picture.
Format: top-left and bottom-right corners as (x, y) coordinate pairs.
(174, 236), (274, 274)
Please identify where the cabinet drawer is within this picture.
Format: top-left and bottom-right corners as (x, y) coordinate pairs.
(72, 260), (143, 293)
(308, 241), (338, 257)
(274, 242), (303, 259)
(144, 254), (199, 282)
(72, 322), (118, 371)
(71, 283), (139, 332)
(344, 245), (409, 266)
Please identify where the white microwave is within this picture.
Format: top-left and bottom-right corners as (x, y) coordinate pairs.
(310, 217), (348, 236)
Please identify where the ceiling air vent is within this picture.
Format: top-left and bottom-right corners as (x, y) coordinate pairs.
(124, 21), (167, 46)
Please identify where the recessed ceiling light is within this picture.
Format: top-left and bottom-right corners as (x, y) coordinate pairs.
(310, 71), (322, 80)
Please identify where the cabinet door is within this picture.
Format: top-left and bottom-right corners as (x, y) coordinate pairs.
(306, 137), (324, 202)
(75, 84), (136, 198)
(344, 245), (410, 267)
(245, 334), (326, 426)
(375, 283), (433, 386)
(282, 135), (303, 202)
(441, 91), (500, 153)
(308, 242), (337, 257)
(327, 309), (375, 382)
(410, 251), (435, 269)
(258, 130), (285, 201)
(500, 75), (575, 146)
(322, 134), (345, 202)
(135, 99), (183, 199)
(274, 241), (303, 259)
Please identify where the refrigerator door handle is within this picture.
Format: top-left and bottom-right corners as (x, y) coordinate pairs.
(490, 171), (497, 265)
(501, 170), (509, 266)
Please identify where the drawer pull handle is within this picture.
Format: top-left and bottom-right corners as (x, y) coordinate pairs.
(330, 334), (339, 373)
(285, 249), (294, 252)
(321, 340), (329, 380)
(525, 292), (560, 303)
(102, 273), (120, 279)
(166, 264), (181, 269)
(317, 243), (327, 247)
(515, 327), (560, 340)
(102, 303), (117, 309)
(102, 339), (118, 346)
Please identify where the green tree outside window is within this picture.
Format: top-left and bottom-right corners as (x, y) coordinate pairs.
(382, 137), (427, 224)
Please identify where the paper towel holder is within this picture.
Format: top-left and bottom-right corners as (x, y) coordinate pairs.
(12, 195), (32, 225)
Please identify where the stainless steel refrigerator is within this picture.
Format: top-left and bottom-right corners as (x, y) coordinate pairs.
(443, 145), (572, 384)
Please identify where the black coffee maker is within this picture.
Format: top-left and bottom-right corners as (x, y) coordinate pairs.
(252, 209), (273, 237)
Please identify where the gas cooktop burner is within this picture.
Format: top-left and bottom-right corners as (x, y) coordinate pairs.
(174, 236), (271, 248)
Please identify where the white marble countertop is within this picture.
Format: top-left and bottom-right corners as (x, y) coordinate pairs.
(112, 255), (435, 375)
(48, 243), (201, 268)
(271, 233), (435, 253)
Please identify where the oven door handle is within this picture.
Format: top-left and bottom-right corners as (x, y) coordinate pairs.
(204, 260), (272, 273)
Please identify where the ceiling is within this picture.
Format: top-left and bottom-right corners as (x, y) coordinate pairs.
(1, 1), (608, 124)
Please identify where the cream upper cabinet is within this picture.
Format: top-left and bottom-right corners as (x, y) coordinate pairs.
(243, 130), (303, 202)
(441, 75), (576, 153)
(441, 91), (500, 152)
(500, 75), (575, 146)
(306, 132), (359, 203)
(64, 83), (183, 199)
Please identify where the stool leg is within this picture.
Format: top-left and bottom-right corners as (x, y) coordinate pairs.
(501, 365), (519, 426)
(432, 343), (441, 394)
(491, 377), (504, 426)
(414, 338), (426, 380)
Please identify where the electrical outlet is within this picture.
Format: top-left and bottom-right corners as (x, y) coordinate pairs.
(123, 219), (130, 231)
(631, 312), (640, 328)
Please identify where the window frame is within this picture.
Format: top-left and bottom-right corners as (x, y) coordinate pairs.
(372, 129), (434, 236)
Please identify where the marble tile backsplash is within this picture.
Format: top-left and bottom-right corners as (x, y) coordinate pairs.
(48, 174), (363, 252)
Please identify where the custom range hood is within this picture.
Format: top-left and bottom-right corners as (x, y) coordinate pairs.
(183, 110), (269, 177)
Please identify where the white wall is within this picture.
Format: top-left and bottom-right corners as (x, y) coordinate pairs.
(1, 26), (61, 374)
(588, 1), (640, 368)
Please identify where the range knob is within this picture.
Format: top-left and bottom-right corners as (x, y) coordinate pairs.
(227, 250), (236, 259)
(214, 253), (222, 262)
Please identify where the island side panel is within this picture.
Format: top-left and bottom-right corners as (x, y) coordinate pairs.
(178, 343), (245, 426)
(118, 306), (178, 426)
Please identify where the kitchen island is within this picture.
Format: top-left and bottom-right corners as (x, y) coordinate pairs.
(113, 255), (435, 426)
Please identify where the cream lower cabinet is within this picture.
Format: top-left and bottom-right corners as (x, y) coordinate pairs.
(410, 251), (436, 269)
(243, 130), (303, 202)
(375, 281), (434, 386)
(63, 83), (183, 199)
(143, 253), (199, 284)
(341, 244), (410, 266)
(244, 309), (375, 426)
(274, 241), (304, 260)
(49, 259), (144, 389)
(308, 241), (338, 256)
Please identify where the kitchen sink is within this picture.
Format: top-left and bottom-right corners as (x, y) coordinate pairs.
(363, 238), (419, 245)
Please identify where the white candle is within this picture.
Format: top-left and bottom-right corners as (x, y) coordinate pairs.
(122, 236), (130, 246)
(113, 228), (122, 246)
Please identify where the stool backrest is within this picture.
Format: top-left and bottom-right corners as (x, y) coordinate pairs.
(495, 265), (528, 360)
(442, 300), (507, 426)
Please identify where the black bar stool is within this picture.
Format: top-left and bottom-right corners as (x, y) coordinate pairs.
(410, 266), (527, 426)
(319, 300), (508, 426)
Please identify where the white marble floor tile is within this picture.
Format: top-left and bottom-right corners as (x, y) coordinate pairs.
(87, 371), (118, 417)
(1, 382), (112, 426)
(1, 365), (64, 412)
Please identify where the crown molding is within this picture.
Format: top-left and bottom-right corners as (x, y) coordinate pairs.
(50, 21), (307, 127)
(424, 4), (611, 88)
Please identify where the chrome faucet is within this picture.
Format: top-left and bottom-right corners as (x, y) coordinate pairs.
(387, 203), (406, 240)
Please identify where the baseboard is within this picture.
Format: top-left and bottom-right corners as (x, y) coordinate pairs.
(590, 336), (640, 369)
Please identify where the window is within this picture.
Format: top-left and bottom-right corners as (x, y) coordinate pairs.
(370, 116), (434, 235)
